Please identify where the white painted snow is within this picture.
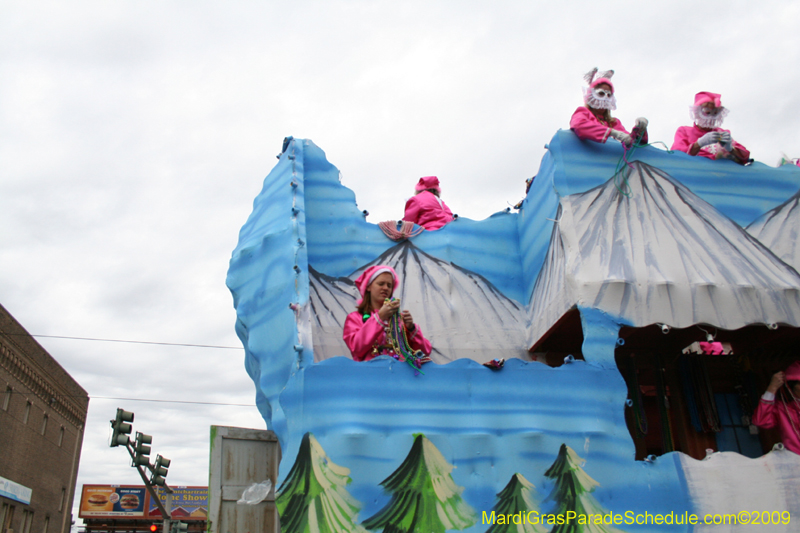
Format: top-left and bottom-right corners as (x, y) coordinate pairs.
(309, 242), (531, 363)
(747, 191), (800, 273)
(528, 162), (800, 346)
(678, 448), (800, 533)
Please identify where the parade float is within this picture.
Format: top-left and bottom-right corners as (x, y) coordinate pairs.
(226, 131), (800, 532)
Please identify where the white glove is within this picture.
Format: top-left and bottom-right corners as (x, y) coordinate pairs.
(696, 131), (721, 147)
(635, 117), (648, 129)
(609, 129), (632, 146)
(719, 132), (733, 152)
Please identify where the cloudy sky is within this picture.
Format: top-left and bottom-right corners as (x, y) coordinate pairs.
(1, 0), (799, 524)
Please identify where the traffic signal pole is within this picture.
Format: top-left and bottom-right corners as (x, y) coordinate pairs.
(110, 408), (174, 533)
(125, 440), (170, 520)
(162, 490), (173, 533)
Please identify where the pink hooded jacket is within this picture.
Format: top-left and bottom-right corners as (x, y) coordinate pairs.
(404, 191), (453, 231)
(342, 265), (433, 362)
(343, 311), (432, 362)
(672, 124), (750, 161)
(569, 107), (648, 144)
(752, 361), (800, 454)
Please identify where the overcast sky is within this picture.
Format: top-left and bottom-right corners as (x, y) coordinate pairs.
(2, 0), (799, 525)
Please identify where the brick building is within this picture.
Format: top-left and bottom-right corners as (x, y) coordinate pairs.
(0, 303), (89, 533)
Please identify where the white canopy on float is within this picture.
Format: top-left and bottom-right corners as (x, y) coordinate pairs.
(527, 161), (800, 348)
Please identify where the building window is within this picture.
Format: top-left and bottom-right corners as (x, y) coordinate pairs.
(2, 386), (11, 411)
(3, 506), (15, 532)
(0, 503), (9, 531)
(41, 414), (48, 435)
(58, 426), (65, 447)
(43, 516), (49, 533)
(21, 510), (33, 533)
(23, 401), (31, 424)
(59, 488), (66, 512)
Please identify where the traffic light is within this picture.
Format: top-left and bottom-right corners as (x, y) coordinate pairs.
(133, 432), (152, 467)
(149, 525), (158, 532)
(171, 522), (188, 533)
(151, 455), (171, 486)
(110, 408), (134, 447)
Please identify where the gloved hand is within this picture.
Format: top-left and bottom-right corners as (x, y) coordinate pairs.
(609, 128), (632, 146)
(719, 131), (734, 152)
(635, 117), (648, 129)
(696, 131), (721, 147)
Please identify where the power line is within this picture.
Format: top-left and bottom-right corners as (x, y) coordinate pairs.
(4, 390), (255, 407)
(2, 333), (255, 407)
(92, 396), (255, 407)
(5, 333), (243, 350)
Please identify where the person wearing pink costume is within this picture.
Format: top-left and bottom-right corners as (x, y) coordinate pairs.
(403, 176), (453, 231)
(569, 68), (649, 146)
(671, 91), (750, 165)
(752, 361), (800, 454)
(342, 265), (433, 362)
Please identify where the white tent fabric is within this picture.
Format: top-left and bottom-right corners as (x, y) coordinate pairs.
(747, 190), (800, 272)
(310, 242), (531, 363)
(527, 162), (800, 347)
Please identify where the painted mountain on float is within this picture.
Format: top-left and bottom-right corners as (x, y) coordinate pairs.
(528, 161), (800, 346)
(309, 241), (530, 363)
(746, 189), (800, 272)
(307, 267), (361, 359)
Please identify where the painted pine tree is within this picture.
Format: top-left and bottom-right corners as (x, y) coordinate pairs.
(276, 432), (368, 533)
(543, 444), (625, 533)
(486, 473), (548, 533)
(362, 434), (476, 533)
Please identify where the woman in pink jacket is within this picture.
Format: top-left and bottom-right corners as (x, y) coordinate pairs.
(752, 361), (800, 454)
(569, 68), (649, 146)
(671, 91), (750, 165)
(403, 176), (453, 231)
(342, 265), (432, 362)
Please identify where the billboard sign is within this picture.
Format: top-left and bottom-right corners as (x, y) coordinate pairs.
(148, 487), (207, 520)
(79, 485), (149, 518)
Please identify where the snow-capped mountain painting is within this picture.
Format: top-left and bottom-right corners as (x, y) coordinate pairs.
(747, 190), (800, 272)
(528, 161), (800, 346)
(308, 267), (360, 360)
(309, 241), (531, 363)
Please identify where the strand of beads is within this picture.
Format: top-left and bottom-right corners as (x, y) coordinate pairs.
(385, 299), (425, 375)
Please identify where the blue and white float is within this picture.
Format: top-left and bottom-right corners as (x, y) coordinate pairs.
(227, 131), (800, 532)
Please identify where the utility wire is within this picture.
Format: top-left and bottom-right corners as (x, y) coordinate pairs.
(3, 334), (254, 406)
(5, 390), (255, 407)
(4, 333), (243, 350)
(92, 396), (255, 407)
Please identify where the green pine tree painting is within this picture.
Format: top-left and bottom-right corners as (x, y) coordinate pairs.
(362, 434), (476, 533)
(485, 473), (548, 533)
(543, 444), (625, 533)
(276, 432), (368, 533)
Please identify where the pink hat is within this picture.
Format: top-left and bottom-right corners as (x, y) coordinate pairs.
(584, 68), (615, 93)
(414, 176), (441, 193)
(590, 77), (614, 93)
(785, 361), (800, 381)
(354, 265), (399, 305)
(694, 91), (722, 108)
